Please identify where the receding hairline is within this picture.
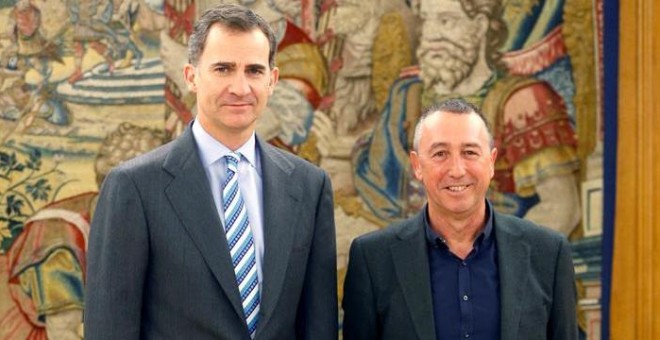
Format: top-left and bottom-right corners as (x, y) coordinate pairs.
(413, 108), (494, 151)
(187, 4), (278, 68)
(196, 24), (273, 66)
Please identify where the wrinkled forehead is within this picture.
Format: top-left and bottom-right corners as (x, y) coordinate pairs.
(420, 0), (464, 16)
(426, 111), (491, 142)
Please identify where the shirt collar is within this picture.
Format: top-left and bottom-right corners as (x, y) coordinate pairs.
(424, 199), (494, 249)
(192, 120), (258, 169)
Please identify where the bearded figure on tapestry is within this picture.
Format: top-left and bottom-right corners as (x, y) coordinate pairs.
(350, 0), (598, 237)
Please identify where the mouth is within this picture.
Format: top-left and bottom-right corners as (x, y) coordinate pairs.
(445, 185), (470, 192)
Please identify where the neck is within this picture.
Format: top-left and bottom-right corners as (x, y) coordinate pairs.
(197, 118), (253, 151)
(428, 205), (487, 259)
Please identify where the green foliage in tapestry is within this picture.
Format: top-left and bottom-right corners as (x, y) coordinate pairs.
(0, 147), (68, 253)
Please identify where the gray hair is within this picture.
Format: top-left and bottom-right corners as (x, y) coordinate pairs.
(187, 4), (278, 68)
(412, 98), (494, 151)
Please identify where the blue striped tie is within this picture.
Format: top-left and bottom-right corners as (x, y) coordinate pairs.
(222, 152), (260, 338)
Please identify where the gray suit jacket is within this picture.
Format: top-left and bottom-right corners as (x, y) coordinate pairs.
(342, 209), (577, 340)
(85, 126), (337, 339)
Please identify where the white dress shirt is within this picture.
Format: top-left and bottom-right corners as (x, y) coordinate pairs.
(192, 121), (265, 287)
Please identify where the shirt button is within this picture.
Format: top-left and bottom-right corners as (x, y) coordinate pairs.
(465, 333), (470, 338)
(461, 261), (467, 266)
(463, 295), (469, 301)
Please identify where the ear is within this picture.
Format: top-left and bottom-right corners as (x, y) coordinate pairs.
(475, 13), (489, 38)
(409, 151), (423, 181)
(489, 147), (498, 178)
(183, 63), (197, 92)
(267, 67), (280, 95)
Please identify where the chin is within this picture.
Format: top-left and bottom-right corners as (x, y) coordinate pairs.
(442, 200), (477, 214)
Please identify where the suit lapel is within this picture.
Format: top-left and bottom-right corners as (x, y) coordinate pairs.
(162, 127), (245, 322)
(254, 138), (301, 337)
(495, 213), (530, 340)
(390, 213), (436, 340)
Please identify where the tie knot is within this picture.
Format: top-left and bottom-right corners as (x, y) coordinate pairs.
(225, 152), (240, 173)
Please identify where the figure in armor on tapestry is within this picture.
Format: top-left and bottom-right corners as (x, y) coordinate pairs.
(4, 0), (63, 84)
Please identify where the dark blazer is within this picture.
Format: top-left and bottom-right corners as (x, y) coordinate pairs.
(85, 126), (337, 339)
(342, 209), (577, 340)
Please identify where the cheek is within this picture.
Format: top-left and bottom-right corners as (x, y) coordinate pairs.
(422, 167), (443, 184)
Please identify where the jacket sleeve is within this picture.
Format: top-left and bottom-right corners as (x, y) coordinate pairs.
(549, 236), (579, 340)
(342, 237), (378, 340)
(297, 172), (338, 340)
(84, 168), (149, 339)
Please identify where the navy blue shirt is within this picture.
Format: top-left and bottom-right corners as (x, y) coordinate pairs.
(425, 201), (500, 340)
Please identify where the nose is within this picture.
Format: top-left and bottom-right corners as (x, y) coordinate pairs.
(448, 155), (466, 178)
(422, 19), (447, 41)
(229, 72), (251, 96)
(423, 27), (444, 41)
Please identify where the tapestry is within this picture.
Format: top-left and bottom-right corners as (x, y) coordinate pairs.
(0, 0), (604, 338)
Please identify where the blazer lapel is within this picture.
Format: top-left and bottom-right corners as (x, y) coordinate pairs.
(390, 212), (436, 340)
(162, 127), (245, 322)
(254, 138), (301, 336)
(494, 213), (530, 340)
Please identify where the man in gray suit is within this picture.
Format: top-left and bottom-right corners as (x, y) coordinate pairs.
(85, 4), (337, 339)
(342, 98), (577, 340)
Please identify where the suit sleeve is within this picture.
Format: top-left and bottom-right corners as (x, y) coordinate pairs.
(342, 237), (378, 340)
(85, 169), (149, 339)
(297, 172), (338, 339)
(549, 236), (579, 340)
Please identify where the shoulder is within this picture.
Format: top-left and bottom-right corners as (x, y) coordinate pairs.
(494, 212), (567, 248)
(352, 214), (421, 250)
(101, 135), (186, 188)
(261, 140), (327, 177)
(112, 141), (173, 174)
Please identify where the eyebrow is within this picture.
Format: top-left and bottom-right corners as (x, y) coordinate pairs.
(246, 64), (267, 71)
(210, 61), (235, 69)
(209, 61), (267, 71)
(429, 142), (481, 149)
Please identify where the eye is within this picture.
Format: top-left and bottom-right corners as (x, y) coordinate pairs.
(246, 67), (265, 76)
(440, 17), (455, 27)
(433, 150), (447, 158)
(214, 65), (230, 73)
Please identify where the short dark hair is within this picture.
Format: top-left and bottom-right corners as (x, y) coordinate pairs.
(413, 98), (493, 150)
(187, 4), (277, 68)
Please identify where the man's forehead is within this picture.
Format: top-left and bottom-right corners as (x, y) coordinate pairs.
(421, 112), (490, 142)
(420, 0), (463, 13)
(210, 24), (266, 40)
(204, 25), (271, 62)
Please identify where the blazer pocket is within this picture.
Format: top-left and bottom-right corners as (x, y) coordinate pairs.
(291, 223), (313, 251)
(519, 303), (550, 333)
